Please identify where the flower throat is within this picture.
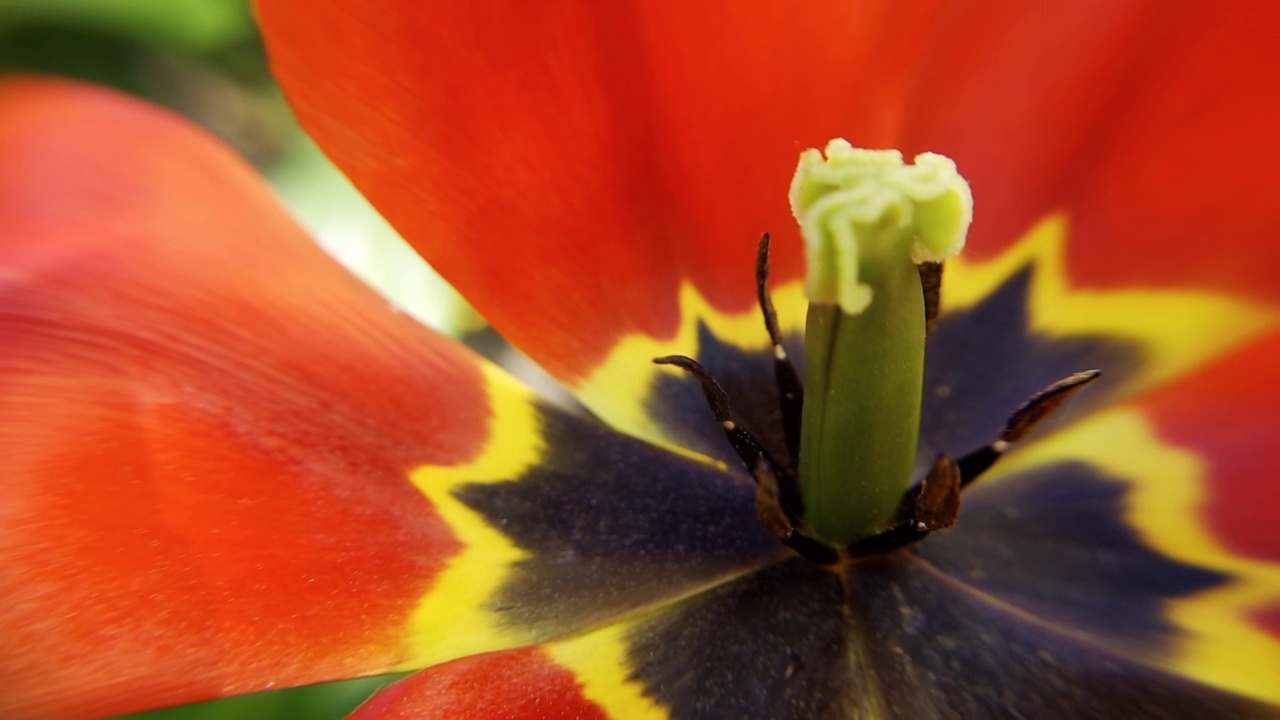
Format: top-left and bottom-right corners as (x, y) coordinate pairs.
(655, 142), (1099, 565)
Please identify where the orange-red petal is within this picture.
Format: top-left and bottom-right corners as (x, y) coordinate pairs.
(258, 1), (1280, 403)
(348, 648), (608, 720)
(1137, 329), (1280, 569)
(898, 2), (1280, 302)
(255, 1), (944, 386)
(0, 78), (486, 719)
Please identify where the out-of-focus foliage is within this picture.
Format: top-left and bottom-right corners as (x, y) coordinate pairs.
(116, 676), (404, 720)
(0, 0), (287, 165)
(2, 0), (254, 52)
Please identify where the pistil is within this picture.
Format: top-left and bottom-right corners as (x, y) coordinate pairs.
(791, 140), (973, 544)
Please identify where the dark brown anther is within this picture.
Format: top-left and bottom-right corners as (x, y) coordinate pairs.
(1002, 369), (1102, 443)
(653, 353), (837, 565)
(750, 457), (795, 539)
(653, 355), (736, 424)
(918, 261), (943, 335)
(850, 455), (959, 557)
(755, 233), (805, 463)
(914, 454), (961, 531)
(863, 369), (1102, 557)
(957, 369), (1103, 487)
(754, 456), (838, 566)
(655, 353), (803, 532)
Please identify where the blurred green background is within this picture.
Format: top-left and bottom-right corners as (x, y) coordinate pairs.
(0, 0), (437, 717)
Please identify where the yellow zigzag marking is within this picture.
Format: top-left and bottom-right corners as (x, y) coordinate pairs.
(945, 214), (1275, 396)
(397, 363), (545, 669)
(548, 619), (669, 719)
(994, 410), (1280, 705)
(576, 214), (1272, 463)
(575, 281), (807, 462)
(940, 215), (1278, 702)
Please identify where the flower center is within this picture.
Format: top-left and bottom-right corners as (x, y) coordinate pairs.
(656, 140), (1096, 564)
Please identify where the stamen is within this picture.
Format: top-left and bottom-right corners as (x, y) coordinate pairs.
(848, 453), (959, 556)
(846, 520), (927, 557)
(918, 261), (943, 336)
(652, 355), (804, 522)
(853, 370), (1102, 557)
(957, 369), (1102, 486)
(1002, 370), (1103, 444)
(750, 458), (839, 565)
(749, 456), (794, 539)
(914, 454), (960, 531)
(755, 233), (805, 462)
(653, 354), (837, 564)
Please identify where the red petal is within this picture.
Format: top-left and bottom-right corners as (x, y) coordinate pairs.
(1137, 329), (1280, 568)
(0, 78), (488, 718)
(256, 1), (941, 385)
(348, 648), (608, 720)
(1259, 607), (1280, 640)
(900, 3), (1280, 301)
(258, 1), (1280, 394)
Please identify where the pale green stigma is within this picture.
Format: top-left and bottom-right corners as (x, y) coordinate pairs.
(789, 138), (973, 315)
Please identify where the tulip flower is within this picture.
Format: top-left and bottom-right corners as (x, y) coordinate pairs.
(3, 2), (1279, 718)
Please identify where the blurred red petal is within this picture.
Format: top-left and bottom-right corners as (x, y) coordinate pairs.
(1137, 329), (1280, 568)
(0, 78), (490, 719)
(902, 3), (1280, 303)
(348, 648), (608, 720)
